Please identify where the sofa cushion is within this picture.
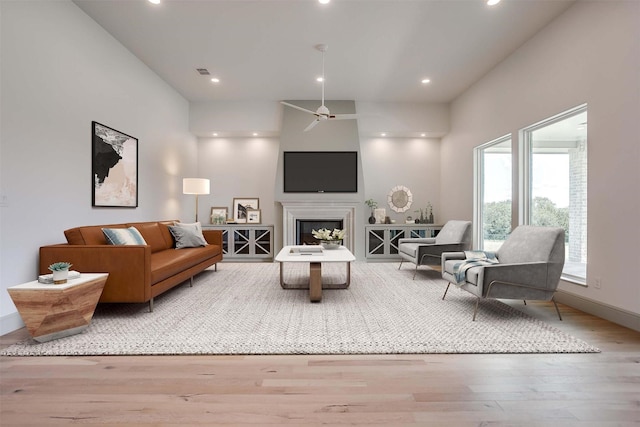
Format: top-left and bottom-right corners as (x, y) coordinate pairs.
(65, 224), (126, 245)
(102, 227), (147, 245)
(130, 222), (169, 253)
(150, 245), (221, 284)
(168, 222), (207, 249)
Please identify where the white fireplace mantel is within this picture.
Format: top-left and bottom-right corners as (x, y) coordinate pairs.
(280, 201), (357, 251)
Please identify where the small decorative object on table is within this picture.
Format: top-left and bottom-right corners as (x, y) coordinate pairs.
(312, 228), (346, 249)
(48, 262), (73, 284)
(365, 198), (378, 224)
(426, 202), (434, 224)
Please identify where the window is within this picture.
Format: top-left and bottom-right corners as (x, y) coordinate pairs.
(474, 135), (512, 251)
(520, 105), (587, 283)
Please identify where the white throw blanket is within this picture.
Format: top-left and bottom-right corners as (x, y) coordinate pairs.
(452, 251), (499, 285)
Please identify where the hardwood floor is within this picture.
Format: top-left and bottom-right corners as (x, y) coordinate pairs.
(1, 300), (639, 426)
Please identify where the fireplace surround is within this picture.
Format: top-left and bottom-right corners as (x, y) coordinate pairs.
(280, 201), (356, 252)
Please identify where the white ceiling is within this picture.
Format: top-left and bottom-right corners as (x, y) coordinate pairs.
(73, 0), (575, 104)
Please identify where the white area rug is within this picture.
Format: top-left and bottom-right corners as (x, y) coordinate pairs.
(1, 262), (599, 356)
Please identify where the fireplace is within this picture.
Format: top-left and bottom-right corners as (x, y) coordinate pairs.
(296, 219), (344, 245)
(280, 201), (356, 252)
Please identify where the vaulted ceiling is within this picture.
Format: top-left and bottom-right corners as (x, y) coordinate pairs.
(74, 0), (575, 104)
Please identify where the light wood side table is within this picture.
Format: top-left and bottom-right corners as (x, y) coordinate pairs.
(7, 273), (108, 342)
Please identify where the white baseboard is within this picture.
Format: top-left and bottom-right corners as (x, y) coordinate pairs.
(556, 290), (640, 332)
(0, 311), (24, 336)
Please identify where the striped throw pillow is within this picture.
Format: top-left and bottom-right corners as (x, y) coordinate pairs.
(102, 227), (147, 245)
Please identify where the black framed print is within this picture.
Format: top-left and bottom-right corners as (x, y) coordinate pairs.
(92, 121), (138, 207)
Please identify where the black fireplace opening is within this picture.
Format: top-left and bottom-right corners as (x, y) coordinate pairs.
(296, 219), (344, 245)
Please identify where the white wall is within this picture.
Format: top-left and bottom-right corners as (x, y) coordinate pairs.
(0, 1), (197, 333)
(360, 137), (442, 224)
(196, 137), (280, 227)
(441, 1), (640, 316)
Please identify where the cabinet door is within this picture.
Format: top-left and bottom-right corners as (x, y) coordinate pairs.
(220, 229), (229, 254)
(388, 229), (405, 254)
(367, 229), (385, 256)
(232, 229), (251, 255)
(253, 228), (272, 257)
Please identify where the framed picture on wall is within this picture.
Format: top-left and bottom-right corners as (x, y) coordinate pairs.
(247, 209), (261, 224)
(210, 207), (228, 225)
(233, 198), (259, 223)
(92, 121), (138, 207)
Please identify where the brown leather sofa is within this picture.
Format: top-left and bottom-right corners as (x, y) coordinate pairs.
(39, 221), (223, 311)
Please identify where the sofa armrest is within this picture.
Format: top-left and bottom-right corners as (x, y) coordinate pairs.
(478, 262), (554, 299)
(441, 251), (466, 270)
(39, 244), (152, 303)
(398, 237), (436, 245)
(202, 229), (223, 247)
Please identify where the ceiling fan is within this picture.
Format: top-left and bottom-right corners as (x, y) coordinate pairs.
(281, 44), (359, 132)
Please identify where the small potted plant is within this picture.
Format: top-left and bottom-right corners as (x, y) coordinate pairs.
(365, 199), (378, 224)
(48, 262), (72, 284)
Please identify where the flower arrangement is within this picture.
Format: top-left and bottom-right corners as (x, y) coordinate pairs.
(312, 228), (346, 241)
(48, 262), (72, 272)
(365, 198), (378, 210)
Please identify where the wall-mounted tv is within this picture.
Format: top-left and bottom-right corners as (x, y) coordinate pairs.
(284, 151), (358, 193)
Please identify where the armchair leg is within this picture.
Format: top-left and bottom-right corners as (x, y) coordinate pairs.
(442, 283), (451, 300)
(552, 297), (563, 321)
(523, 300), (527, 305)
(472, 297), (480, 321)
(412, 265), (418, 280)
(398, 261), (403, 270)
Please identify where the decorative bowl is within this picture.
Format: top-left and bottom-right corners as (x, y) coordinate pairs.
(320, 240), (342, 250)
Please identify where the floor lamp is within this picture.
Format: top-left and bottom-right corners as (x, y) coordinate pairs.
(183, 178), (210, 222)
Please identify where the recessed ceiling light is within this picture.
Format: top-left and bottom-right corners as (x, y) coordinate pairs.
(316, 77), (324, 82)
(210, 78), (220, 83)
(381, 133), (387, 137)
(252, 132), (258, 137)
(421, 133), (427, 137)
(487, 0), (501, 5)
(148, 0), (160, 4)
(421, 78), (431, 84)
(319, 0), (330, 4)
(212, 133), (218, 137)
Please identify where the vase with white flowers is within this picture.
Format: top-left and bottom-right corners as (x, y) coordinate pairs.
(312, 228), (346, 249)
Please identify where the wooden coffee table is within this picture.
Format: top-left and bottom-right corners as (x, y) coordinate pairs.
(7, 273), (108, 342)
(275, 245), (356, 302)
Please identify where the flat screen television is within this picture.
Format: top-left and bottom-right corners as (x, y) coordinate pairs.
(283, 151), (358, 193)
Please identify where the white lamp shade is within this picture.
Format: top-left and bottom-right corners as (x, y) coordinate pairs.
(183, 178), (210, 195)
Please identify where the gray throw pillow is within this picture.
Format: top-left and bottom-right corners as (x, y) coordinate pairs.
(169, 222), (207, 249)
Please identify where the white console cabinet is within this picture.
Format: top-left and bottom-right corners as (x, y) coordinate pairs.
(203, 225), (273, 261)
(365, 224), (443, 260)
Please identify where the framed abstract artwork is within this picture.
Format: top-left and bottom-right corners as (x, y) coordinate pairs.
(92, 121), (138, 207)
(232, 198), (259, 223)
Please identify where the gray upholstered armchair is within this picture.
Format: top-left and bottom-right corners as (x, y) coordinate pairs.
(398, 220), (472, 279)
(441, 225), (565, 321)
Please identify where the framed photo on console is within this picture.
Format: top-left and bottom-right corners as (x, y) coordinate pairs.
(233, 198), (259, 223)
(210, 207), (228, 224)
(247, 209), (261, 224)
